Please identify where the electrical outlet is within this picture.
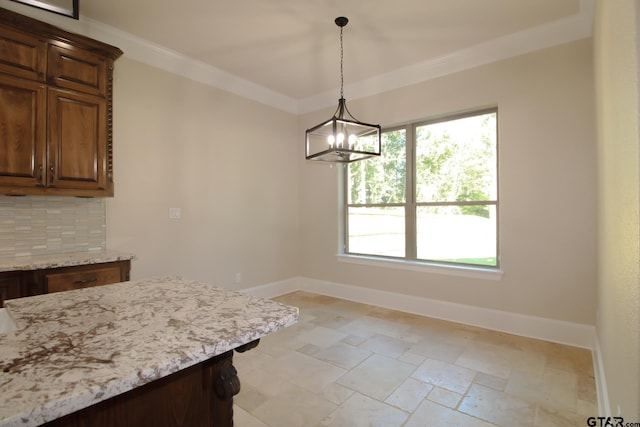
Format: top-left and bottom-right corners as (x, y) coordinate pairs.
(234, 272), (242, 284)
(168, 208), (181, 219)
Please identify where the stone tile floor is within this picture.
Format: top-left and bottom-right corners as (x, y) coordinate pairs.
(233, 292), (597, 426)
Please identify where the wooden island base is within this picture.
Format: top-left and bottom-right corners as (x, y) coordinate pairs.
(44, 340), (260, 427)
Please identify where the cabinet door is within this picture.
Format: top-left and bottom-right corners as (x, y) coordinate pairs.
(48, 88), (108, 193)
(0, 272), (24, 307)
(45, 265), (122, 294)
(48, 44), (108, 96)
(0, 75), (47, 190)
(0, 26), (46, 81)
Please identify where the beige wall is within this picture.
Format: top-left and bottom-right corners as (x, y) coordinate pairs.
(0, 2), (598, 328)
(594, 0), (640, 418)
(299, 39), (597, 325)
(0, 2), (599, 327)
(3, 0), (632, 412)
(106, 58), (301, 288)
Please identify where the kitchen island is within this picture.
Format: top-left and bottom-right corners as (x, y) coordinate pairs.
(0, 276), (298, 426)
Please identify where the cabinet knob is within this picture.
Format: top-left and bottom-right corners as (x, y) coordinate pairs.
(37, 165), (44, 186)
(49, 166), (54, 186)
(73, 278), (98, 287)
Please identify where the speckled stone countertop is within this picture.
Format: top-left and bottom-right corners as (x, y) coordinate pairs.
(0, 250), (135, 272)
(0, 276), (298, 427)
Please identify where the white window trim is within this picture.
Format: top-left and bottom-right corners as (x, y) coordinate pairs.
(336, 253), (503, 280)
(340, 107), (500, 272)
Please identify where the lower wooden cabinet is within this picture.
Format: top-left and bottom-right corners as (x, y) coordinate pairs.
(0, 271), (24, 307)
(42, 262), (129, 294)
(1, 260), (130, 305)
(42, 347), (251, 427)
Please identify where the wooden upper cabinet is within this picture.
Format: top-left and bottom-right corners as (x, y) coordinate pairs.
(48, 88), (107, 191)
(0, 74), (47, 187)
(0, 8), (122, 197)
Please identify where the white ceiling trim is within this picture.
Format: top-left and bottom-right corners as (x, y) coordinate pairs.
(0, 0), (299, 112)
(0, 0), (594, 115)
(298, 0), (594, 114)
(76, 18), (300, 114)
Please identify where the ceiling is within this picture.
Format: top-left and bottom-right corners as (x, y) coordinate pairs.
(2, 0), (593, 113)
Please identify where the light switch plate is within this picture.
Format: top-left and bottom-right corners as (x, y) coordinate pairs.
(168, 208), (181, 219)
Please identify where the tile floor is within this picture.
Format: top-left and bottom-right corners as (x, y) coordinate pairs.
(233, 292), (597, 427)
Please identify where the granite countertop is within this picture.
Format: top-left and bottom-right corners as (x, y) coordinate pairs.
(0, 250), (136, 272)
(0, 276), (298, 427)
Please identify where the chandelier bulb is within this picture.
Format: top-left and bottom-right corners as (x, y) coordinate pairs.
(327, 135), (335, 147)
(348, 134), (357, 148)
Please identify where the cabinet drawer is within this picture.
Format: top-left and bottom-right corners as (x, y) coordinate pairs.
(0, 26), (46, 81)
(45, 266), (122, 294)
(47, 44), (108, 96)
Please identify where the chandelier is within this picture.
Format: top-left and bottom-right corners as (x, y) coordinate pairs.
(305, 17), (381, 163)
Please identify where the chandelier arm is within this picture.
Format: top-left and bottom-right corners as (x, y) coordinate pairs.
(341, 100), (360, 122)
(332, 102), (342, 118)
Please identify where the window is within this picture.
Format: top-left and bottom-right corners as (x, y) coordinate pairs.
(344, 108), (498, 268)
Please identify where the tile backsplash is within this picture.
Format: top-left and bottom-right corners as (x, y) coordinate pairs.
(0, 196), (106, 258)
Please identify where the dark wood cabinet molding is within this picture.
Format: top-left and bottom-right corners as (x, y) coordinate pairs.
(0, 8), (122, 197)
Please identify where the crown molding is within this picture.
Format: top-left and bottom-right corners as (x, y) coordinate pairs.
(0, 0), (593, 115)
(0, 0), (300, 113)
(298, 0), (594, 113)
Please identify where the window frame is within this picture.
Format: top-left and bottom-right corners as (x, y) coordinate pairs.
(342, 107), (500, 271)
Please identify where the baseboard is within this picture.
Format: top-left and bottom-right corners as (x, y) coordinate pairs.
(592, 333), (611, 416)
(241, 276), (596, 350)
(305, 278), (596, 349)
(242, 276), (605, 412)
(239, 277), (299, 299)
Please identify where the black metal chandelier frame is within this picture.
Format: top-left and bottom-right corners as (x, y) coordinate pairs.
(305, 17), (381, 163)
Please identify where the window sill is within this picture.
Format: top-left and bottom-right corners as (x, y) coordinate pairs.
(336, 254), (503, 281)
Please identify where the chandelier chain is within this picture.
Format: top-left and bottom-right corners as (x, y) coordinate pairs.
(340, 26), (344, 98)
